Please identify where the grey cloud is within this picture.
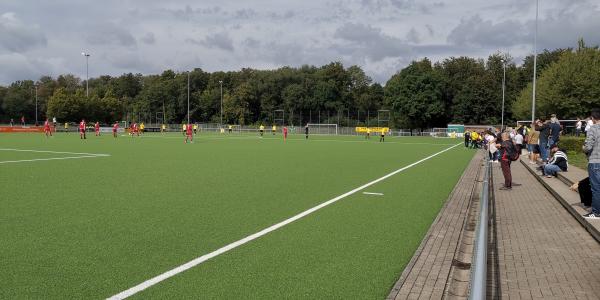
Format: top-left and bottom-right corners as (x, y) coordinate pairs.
(447, 15), (529, 48)
(86, 23), (137, 47)
(425, 25), (434, 36)
(0, 12), (47, 52)
(447, 2), (600, 50)
(406, 28), (420, 43)
(0, 53), (54, 83)
(334, 23), (412, 61)
(187, 32), (234, 51)
(140, 32), (155, 45)
(242, 38), (261, 49)
(169, 5), (223, 20)
(235, 9), (257, 19)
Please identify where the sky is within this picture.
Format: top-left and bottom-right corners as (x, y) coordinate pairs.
(0, 0), (599, 85)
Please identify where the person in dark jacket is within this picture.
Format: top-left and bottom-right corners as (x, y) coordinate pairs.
(542, 145), (568, 177)
(497, 132), (516, 190)
(535, 118), (551, 162)
(464, 131), (471, 148)
(549, 114), (562, 146)
(571, 178), (592, 208)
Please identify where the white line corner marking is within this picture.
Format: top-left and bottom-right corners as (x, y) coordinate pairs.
(107, 143), (461, 299)
(0, 148), (110, 164)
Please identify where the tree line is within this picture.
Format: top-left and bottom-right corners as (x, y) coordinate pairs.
(0, 40), (598, 129)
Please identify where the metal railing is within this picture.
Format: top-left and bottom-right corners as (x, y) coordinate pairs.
(469, 157), (491, 300)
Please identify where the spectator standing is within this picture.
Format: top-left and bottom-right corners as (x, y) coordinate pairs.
(542, 145), (568, 178)
(514, 130), (524, 154)
(21, 116), (25, 126)
(576, 118), (582, 137)
(549, 114), (562, 146)
(527, 124), (540, 164)
(10, 118), (13, 127)
(536, 118), (551, 162)
(464, 131), (471, 148)
(583, 108), (600, 219)
(497, 132), (516, 190)
(585, 118), (594, 135)
(485, 132), (499, 163)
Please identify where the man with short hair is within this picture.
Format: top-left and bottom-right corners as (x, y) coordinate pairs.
(497, 132), (516, 190)
(549, 114), (561, 146)
(43, 118), (52, 138)
(576, 118), (582, 137)
(527, 124), (540, 164)
(536, 118), (551, 162)
(583, 108), (600, 219)
(305, 124), (309, 139)
(113, 121), (119, 138)
(79, 119), (86, 139)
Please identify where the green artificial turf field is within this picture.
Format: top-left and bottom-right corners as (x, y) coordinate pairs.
(0, 132), (475, 299)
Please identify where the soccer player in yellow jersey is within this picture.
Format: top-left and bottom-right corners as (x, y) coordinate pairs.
(64, 122), (69, 133)
(259, 124), (265, 137)
(228, 125), (233, 133)
(182, 123), (186, 136)
(272, 125), (276, 135)
(380, 128), (386, 142)
(161, 124), (166, 134)
(366, 128), (371, 139)
(470, 131), (479, 148)
(193, 124), (198, 134)
(140, 122), (145, 135)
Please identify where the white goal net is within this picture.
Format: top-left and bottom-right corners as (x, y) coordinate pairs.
(431, 128), (450, 138)
(307, 124), (338, 135)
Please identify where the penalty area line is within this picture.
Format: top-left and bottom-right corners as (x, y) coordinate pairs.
(0, 155), (111, 164)
(0, 148), (110, 156)
(107, 142), (462, 300)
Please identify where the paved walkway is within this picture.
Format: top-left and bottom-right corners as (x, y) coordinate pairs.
(388, 152), (483, 299)
(492, 161), (600, 299)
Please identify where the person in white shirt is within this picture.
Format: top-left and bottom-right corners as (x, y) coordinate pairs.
(576, 118), (582, 137)
(485, 132), (499, 162)
(586, 118), (594, 134)
(514, 132), (524, 154)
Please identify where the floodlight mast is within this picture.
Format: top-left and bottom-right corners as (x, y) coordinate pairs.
(501, 59), (506, 131)
(531, 0), (538, 123)
(219, 80), (223, 127)
(81, 52), (91, 98)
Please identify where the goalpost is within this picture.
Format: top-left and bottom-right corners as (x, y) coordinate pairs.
(307, 123), (338, 135)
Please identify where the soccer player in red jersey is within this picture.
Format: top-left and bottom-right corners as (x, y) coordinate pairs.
(79, 119), (86, 139)
(112, 122), (119, 138)
(283, 126), (288, 141)
(94, 122), (100, 136)
(185, 123), (193, 143)
(43, 119), (52, 137)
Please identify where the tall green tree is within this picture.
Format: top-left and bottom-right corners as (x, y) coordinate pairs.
(385, 58), (447, 129)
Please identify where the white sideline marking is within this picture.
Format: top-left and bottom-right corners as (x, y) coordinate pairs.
(119, 135), (456, 145)
(0, 148), (110, 156)
(107, 142), (461, 300)
(0, 155), (110, 164)
(363, 192), (384, 196)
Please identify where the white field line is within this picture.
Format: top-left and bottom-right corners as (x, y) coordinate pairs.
(0, 148), (110, 156)
(107, 142), (461, 300)
(362, 192), (384, 196)
(121, 135), (456, 145)
(0, 155), (110, 164)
